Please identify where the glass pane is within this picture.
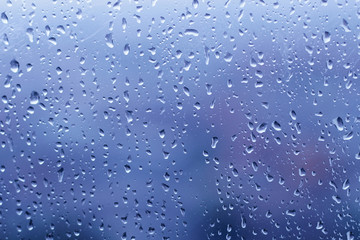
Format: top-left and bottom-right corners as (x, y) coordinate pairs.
(0, 0), (358, 239)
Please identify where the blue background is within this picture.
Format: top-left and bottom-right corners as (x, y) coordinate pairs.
(0, 0), (359, 239)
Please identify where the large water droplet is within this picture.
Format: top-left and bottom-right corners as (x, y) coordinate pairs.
(184, 29), (199, 36)
(30, 91), (40, 105)
(256, 123), (267, 134)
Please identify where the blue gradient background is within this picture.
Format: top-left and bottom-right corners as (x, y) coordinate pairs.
(0, 0), (360, 239)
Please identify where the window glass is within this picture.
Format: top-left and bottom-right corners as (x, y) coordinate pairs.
(0, 0), (359, 239)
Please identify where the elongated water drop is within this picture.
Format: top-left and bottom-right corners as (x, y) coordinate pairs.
(124, 44), (130, 55)
(322, 31), (331, 43)
(1, 12), (8, 24)
(105, 33), (114, 48)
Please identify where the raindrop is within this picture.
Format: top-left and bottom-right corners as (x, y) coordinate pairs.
(159, 129), (165, 139)
(322, 31), (331, 44)
(333, 117), (344, 131)
(224, 52), (233, 63)
(30, 91), (40, 105)
(256, 123), (267, 134)
(1, 12), (8, 24)
(342, 179), (350, 190)
(10, 59), (19, 73)
(26, 28), (34, 42)
(105, 33), (114, 48)
(211, 137), (219, 148)
(299, 168), (306, 177)
(124, 44), (130, 55)
(332, 195), (341, 204)
(57, 168), (64, 183)
(286, 210), (296, 217)
(271, 121), (281, 131)
(184, 29), (199, 36)
(343, 131), (353, 141)
(341, 18), (351, 32)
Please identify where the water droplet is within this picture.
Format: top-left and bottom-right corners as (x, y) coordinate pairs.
(332, 195), (341, 204)
(286, 209), (296, 217)
(256, 123), (267, 134)
(28, 220), (34, 231)
(224, 52), (233, 63)
(184, 29), (199, 36)
(342, 179), (350, 190)
(347, 231), (354, 240)
(1, 12), (8, 24)
(341, 18), (351, 32)
(30, 91), (40, 105)
(299, 168), (306, 177)
(211, 137), (219, 148)
(76, 8), (82, 19)
(124, 164), (131, 173)
(57, 168), (64, 183)
(123, 44), (130, 55)
(26, 28), (34, 42)
(271, 121), (281, 131)
(159, 129), (165, 139)
(10, 59), (19, 73)
(122, 18), (127, 31)
(322, 31), (331, 43)
(48, 37), (57, 45)
(125, 111), (133, 123)
(290, 110), (297, 120)
(105, 33), (114, 48)
(343, 131), (353, 141)
(326, 59), (333, 70)
(333, 117), (344, 131)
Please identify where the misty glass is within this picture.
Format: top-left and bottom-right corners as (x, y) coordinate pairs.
(0, 0), (359, 239)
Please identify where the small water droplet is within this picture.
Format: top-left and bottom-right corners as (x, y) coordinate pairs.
(30, 91), (40, 105)
(1, 12), (8, 24)
(299, 168), (306, 177)
(57, 168), (64, 183)
(123, 44), (130, 55)
(26, 28), (34, 42)
(343, 131), (353, 141)
(159, 129), (165, 139)
(342, 179), (350, 190)
(105, 33), (114, 48)
(224, 52), (233, 63)
(333, 117), (344, 131)
(322, 31), (331, 43)
(271, 121), (281, 131)
(10, 59), (19, 73)
(211, 137), (219, 148)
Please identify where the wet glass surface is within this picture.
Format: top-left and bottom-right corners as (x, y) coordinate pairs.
(0, 0), (359, 239)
